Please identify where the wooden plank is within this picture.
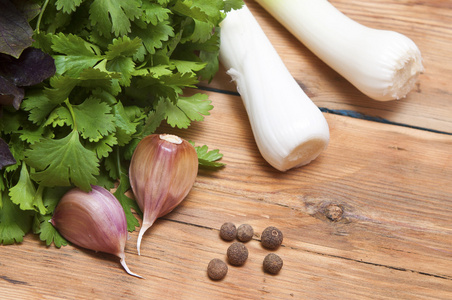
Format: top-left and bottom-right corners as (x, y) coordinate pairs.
(1, 90), (451, 299)
(204, 0), (452, 133)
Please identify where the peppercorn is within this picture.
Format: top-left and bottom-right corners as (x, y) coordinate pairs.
(263, 253), (283, 274)
(220, 222), (237, 241)
(207, 258), (228, 280)
(227, 242), (248, 266)
(261, 226), (283, 250)
(236, 224), (254, 242)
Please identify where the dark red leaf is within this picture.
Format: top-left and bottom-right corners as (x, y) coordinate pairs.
(0, 137), (16, 169)
(0, 0), (34, 58)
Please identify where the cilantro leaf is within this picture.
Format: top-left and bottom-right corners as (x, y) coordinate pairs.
(111, 101), (139, 135)
(34, 214), (67, 247)
(141, 2), (171, 25)
(51, 33), (102, 77)
(130, 21), (174, 55)
(170, 60), (206, 75)
(9, 162), (47, 214)
(0, 191), (33, 245)
(86, 134), (118, 159)
(18, 125), (47, 145)
(139, 100), (167, 137)
(190, 19), (215, 43)
(22, 89), (66, 125)
(43, 106), (72, 128)
(25, 130), (99, 191)
(106, 36), (142, 59)
(165, 93), (212, 128)
(55, 0), (84, 14)
(191, 143), (225, 168)
(113, 172), (141, 231)
(177, 93), (212, 121)
(172, 0), (210, 23)
(72, 97), (116, 142)
(223, 0), (244, 12)
(89, 0), (142, 37)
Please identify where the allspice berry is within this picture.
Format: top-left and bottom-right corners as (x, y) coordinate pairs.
(207, 258), (228, 280)
(227, 242), (248, 266)
(263, 253), (283, 274)
(261, 226), (283, 250)
(236, 224), (254, 242)
(220, 222), (237, 241)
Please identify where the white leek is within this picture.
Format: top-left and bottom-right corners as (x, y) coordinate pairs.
(255, 0), (424, 101)
(219, 5), (330, 171)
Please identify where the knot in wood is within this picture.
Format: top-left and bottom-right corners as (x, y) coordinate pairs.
(325, 204), (343, 221)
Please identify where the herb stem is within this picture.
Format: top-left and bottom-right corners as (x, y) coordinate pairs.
(36, 0), (50, 34)
(115, 146), (122, 177)
(64, 99), (77, 131)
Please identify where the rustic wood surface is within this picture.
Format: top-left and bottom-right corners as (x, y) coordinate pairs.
(1, 0), (452, 299)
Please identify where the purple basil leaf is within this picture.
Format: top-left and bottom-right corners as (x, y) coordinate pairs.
(0, 0), (34, 58)
(0, 48), (56, 87)
(0, 76), (24, 110)
(12, 0), (41, 21)
(0, 137), (17, 169)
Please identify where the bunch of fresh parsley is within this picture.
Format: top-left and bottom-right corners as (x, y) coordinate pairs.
(0, 0), (243, 246)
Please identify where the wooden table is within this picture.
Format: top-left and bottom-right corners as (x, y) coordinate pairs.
(1, 0), (451, 299)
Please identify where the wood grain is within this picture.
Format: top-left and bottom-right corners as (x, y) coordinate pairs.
(1, 1), (452, 299)
(1, 89), (451, 299)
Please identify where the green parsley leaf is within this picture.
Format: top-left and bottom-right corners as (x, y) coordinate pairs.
(43, 106), (72, 128)
(139, 100), (167, 137)
(22, 89), (64, 125)
(25, 130), (99, 191)
(191, 143), (225, 168)
(163, 93), (213, 128)
(106, 36), (142, 59)
(18, 125), (47, 145)
(113, 172), (141, 231)
(9, 163), (47, 214)
(170, 60), (207, 75)
(72, 97), (116, 142)
(86, 134), (118, 159)
(177, 93), (213, 122)
(56, 0), (84, 14)
(89, 0), (142, 37)
(0, 191), (34, 245)
(51, 33), (102, 77)
(223, 0), (245, 13)
(35, 214), (67, 247)
(141, 2), (171, 25)
(130, 21), (174, 55)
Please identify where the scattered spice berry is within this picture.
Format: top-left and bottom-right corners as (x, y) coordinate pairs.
(236, 224), (254, 242)
(227, 242), (248, 266)
(263, 253), (283, 274)
(261, 226), (283, 250)
(220, 222), (237, 241)
(207, 258), (228, 280)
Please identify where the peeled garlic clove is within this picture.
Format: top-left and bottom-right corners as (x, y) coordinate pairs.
(51, 185), (142, 278)
(129, 134), (199, 255)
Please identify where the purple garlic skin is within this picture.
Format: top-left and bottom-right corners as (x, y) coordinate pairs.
(129, 134), (199, 255)
(51, 185), (141, 278)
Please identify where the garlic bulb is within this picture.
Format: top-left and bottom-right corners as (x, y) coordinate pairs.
(51, 185), (142, 278)
(129, 134), (198, 255)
